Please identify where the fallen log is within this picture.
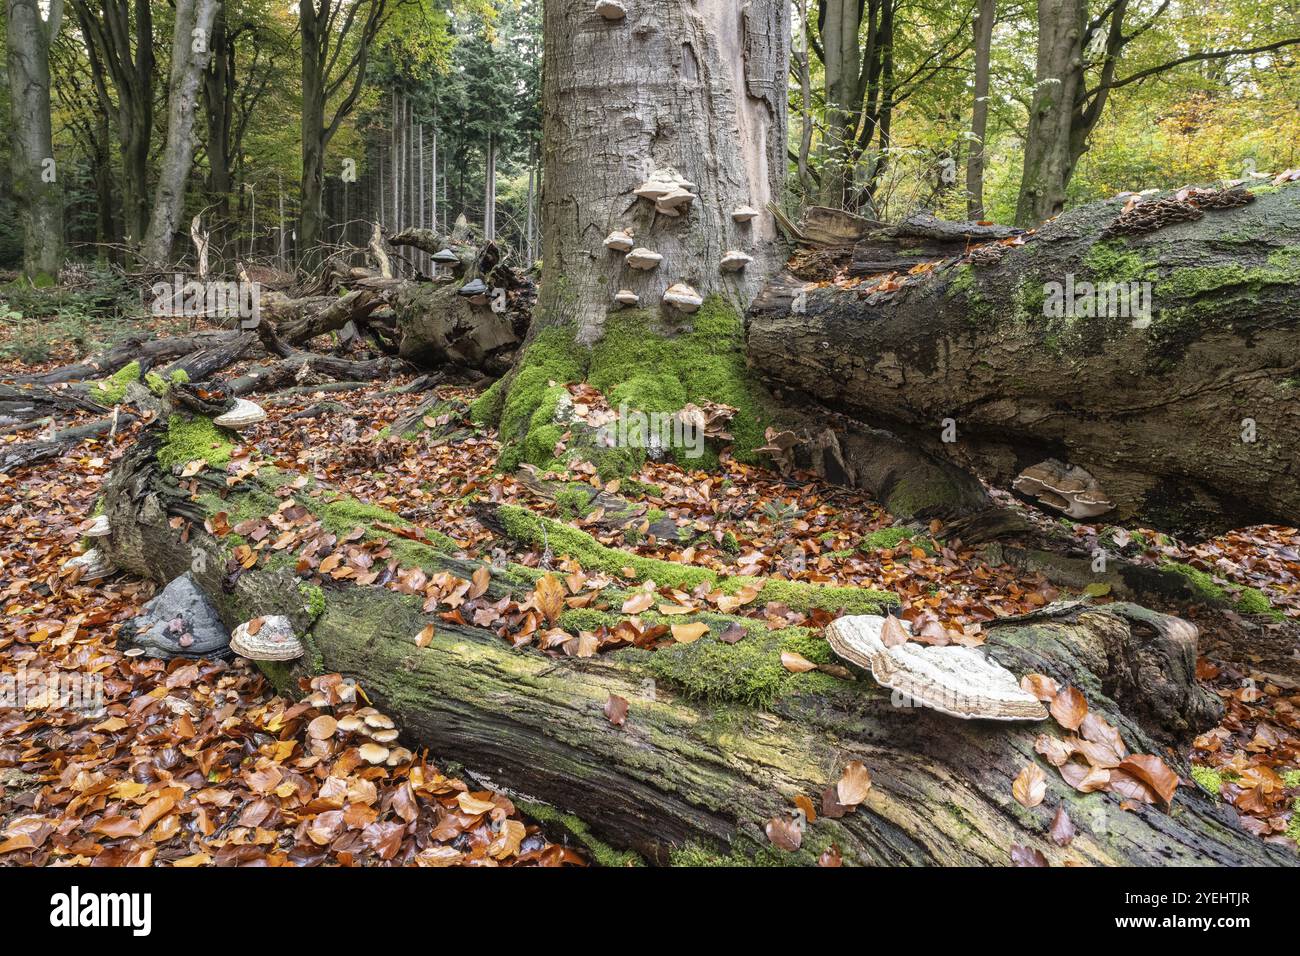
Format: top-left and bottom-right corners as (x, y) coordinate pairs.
(97, 433), (1293, 866)
(9, 331), (234, 385)
(748, 184), (1300, 536)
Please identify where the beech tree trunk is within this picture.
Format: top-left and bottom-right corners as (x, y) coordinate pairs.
(1015, 0), (1086, 226)
(98, 438), (1295, 866)
(5, 0), (64, 280)
(966, 0), (994, 221)
(538, 0), (788, 343)
(142, 0), (220, 266)
(749, 186), (1300, 535)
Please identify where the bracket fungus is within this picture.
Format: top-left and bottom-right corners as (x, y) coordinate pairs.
(614, 289), (640, 307)
(595, 0), (626, 19)
(625, 248), (663, 270)
(62, 548), (114, 581)
(663, 283), (704, 313)
(732, 206), (759, 223)
(1013, 459), (1114, 520)
(825, 615), (1049, 721)
(634, 180), (677, 202)
(720, 250), (753, 272)
(84, 514), (112, 538)
(654, 187), (696, 217)
(213, 398), (267, 430)
(229, 615), (304, 662)
(604, 230), (635, 253)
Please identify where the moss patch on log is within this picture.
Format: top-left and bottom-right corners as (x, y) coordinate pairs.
(515, 800), (643, 867)
(89, 360), (140, 405)
(1159, 561), (1282, 619)
(157, 415), (234, 469)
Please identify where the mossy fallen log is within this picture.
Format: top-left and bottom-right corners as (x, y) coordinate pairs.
(98, 433), (1295, 866)
(748, 184), (1300, 536)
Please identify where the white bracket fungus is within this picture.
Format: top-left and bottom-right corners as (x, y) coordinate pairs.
(625, 248), (663, 270)
(595, 0), (626, 20)
(720, 251), (753, 272)
(604, 231), (634, 252)
(1013, 459), (1114, 519)
(825, 615), (1049, 721)
(230, 615), (304, 661)
(663, 283), (703, 313)
(213, 398), (267, 430)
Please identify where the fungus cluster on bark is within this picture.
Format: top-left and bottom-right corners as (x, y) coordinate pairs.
(1012, 459), (1114, 520)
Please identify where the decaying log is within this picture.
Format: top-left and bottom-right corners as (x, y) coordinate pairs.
(10, 331), (235, 386)
(97, 437), (1294, 866)
(749, 185), (1300, 536)
(0, 411), (139, 474)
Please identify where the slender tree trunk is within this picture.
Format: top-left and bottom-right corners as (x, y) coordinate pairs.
(299, 15), (326, 263)
(966, 0), (995, 220)
(815, 0), (865, 208)
(1015, 0), (1086, 226)
(484, 133), (496, 241)
(536, 0), (788, 344)
(6, 0), (65, 280)
(142, 0), (219, 266)
(203, 4), (235, 246)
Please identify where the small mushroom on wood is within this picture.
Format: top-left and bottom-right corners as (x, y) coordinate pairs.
(825, 615), (1049, 721)
(625, 248), (663, 270)
(1012, 459), (1114, 519)
(594, 0), (626, 19)
(720, 250), (753, 272)
(663, 283), (704, 313)
(732, 206), (759, 223)
(604, 231), (634, 252)
(614, 290), (640, 307)
(213, 398), (267, 430)
(229, 615), (304, 661)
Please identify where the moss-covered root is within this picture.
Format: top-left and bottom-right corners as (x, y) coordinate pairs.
(494, 504), (896, 616)
(89, 360), (141, 405)
(479, 298), (771, 476)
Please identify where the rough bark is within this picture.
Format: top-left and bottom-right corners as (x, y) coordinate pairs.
(5, 0), (64, 280)
(141, 0), (219, 266)
(538, 0), (788, 343)
(97, 439), (1294, 866)
(748, 185), (1300, 535)
(965, 0), (995, 220)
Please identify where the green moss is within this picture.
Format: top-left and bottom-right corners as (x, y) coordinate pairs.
(1288, 800), (1300, 846)
(469, 376), (507, 426)
(516, 800), (643, 867)
(719, 531), (740, 554)
(639, 624), (848, 709)
(861, 527), (912, 550)
(299, 582), (326, 620)
(499, 505), (897, 615)
(1191, 765), (1223, 797)
(1283, 770), (1300, 788)
(145, 368), (190, 396)
(1160, 562), (1281, 619)
(586, 299), (768, 464)
(553, 488), (592, 520)
(1083, 240), (1157, 285)
(496, 326), (587, 464)
(319, 497), (457, 564)
(157, 414), (234, 469)
(89, 360), (140, 405)
(884, 474), (965, 518)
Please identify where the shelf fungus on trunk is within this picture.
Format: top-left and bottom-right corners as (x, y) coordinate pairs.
(229, 615), (305, 662)
(61, 547), (115, 581)
(663, 283), (704, 313)
(212, 398), (267, 430)
(720, 250), (753, 272)
(83, 515), (112, 538)
(594, 0), (626, 20)
(1012, 459), (1114, 520)
(604, 231), (634, 253)
(625, 248), (663, 270)
(825, 615), (1049, 721)
(613, 290), (640, 307)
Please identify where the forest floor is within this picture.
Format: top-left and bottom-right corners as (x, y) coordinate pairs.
(1, 321), (1298, 865)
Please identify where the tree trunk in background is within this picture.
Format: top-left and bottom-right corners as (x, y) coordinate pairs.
(298, 8), (328, 264)
(6, 0), (64, 281)
(73, 0), (155, 254)
(484, 133), (496, 242)
(966, 0), (994, 221)
(537, 0), (788, 344)
(142, 0), (219, 267)
(1015, 0), (1086, 226)
(815, 0), (864, 209)
(749, 187), (1300, 535)
(203, 4), (235, 242)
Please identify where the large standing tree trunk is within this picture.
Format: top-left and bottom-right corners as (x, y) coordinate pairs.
(537, 0), (788, 344)
(73, 0), (155, 254)
(141, 0), (219, 267)
(1015, 0), (1086, 227)
(97, 437), (1295, 867)
(749, 185), (1300, 535)
(966, 0), (994, 221)
(6, 0), (64, 281)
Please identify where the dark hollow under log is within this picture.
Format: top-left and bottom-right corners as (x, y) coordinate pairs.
(748, 185), (1300, 536)
(97, 436), (1294, 867)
